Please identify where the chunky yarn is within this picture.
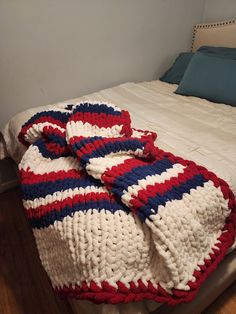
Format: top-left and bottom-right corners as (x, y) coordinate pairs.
(18, 102), (236, 305)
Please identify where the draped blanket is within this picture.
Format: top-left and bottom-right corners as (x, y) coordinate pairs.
(18, 102), (236, 305)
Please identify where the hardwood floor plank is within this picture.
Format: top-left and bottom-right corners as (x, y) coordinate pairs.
(0, 188), (74, 314)
(204, 282), (236, 314)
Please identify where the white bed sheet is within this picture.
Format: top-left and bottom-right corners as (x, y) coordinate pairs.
(3, 80), (236, 194)
(1, 80), (236, 314)
(78, 80), (236, 195)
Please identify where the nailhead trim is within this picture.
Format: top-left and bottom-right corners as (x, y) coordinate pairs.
(191, 19), (236, 51)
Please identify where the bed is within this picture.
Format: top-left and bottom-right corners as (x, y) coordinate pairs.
(1, 20), (236, 314)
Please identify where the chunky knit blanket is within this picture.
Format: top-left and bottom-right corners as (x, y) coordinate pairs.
(18, 102), (236, 305)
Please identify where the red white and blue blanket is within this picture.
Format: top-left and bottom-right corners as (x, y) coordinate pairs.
(18, 102), (236, 305)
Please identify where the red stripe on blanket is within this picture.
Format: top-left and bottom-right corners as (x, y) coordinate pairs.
(20, 169), (84, 184)
(70, 112), (128, 128)
(70, 136), (147, 161)
(43, 125), (66, 137)
(157, 149), (236, 212)
(102, 151), (167, 187)
(129, 164), (200, 211)
(18, 116), (66, 146)
(26, 191), (115, 219)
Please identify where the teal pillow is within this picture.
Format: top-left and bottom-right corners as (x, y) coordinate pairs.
(198, 46), (236, 59)
(160, 52), (193, 84)
(175, 52), (236, 107)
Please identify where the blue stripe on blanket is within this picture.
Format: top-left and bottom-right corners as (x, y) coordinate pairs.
(34, 140), (70, 159)
(138, 174), (207, 222)
(80, 139), (146, 164)
(22, 110), (70, 128)
(112, 158), (174, 197)
(30, 200), (130, 229)
(44, 134), (67, 147)
(73, 103), (122, 116)
(22, 177), (103, 200)
(71, 136), (103, 155)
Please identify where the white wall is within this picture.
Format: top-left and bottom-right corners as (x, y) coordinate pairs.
(0, 0), (205, 127)
(203, 0), (236, 22)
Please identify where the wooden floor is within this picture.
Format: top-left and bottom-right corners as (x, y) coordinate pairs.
(0, 188), (235, 314)
(203, 282), (236, 314)
(0, 188), (73, 314)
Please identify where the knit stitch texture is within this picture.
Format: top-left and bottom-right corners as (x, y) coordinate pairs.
(18, 102), (236, 305)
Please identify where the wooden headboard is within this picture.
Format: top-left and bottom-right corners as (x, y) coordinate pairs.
(192, 19), (236, 52)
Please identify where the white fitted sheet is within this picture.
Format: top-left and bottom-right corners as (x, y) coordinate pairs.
(2, 80), (236, 196)
(78, 80), (236, 195)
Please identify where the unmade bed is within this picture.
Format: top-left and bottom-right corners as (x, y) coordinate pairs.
(1, 20), (236, 314)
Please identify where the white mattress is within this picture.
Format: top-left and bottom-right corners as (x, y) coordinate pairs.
(1, 80), (236, 314)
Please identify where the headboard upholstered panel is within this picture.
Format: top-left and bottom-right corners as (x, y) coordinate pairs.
(192, 19), (236, 52)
